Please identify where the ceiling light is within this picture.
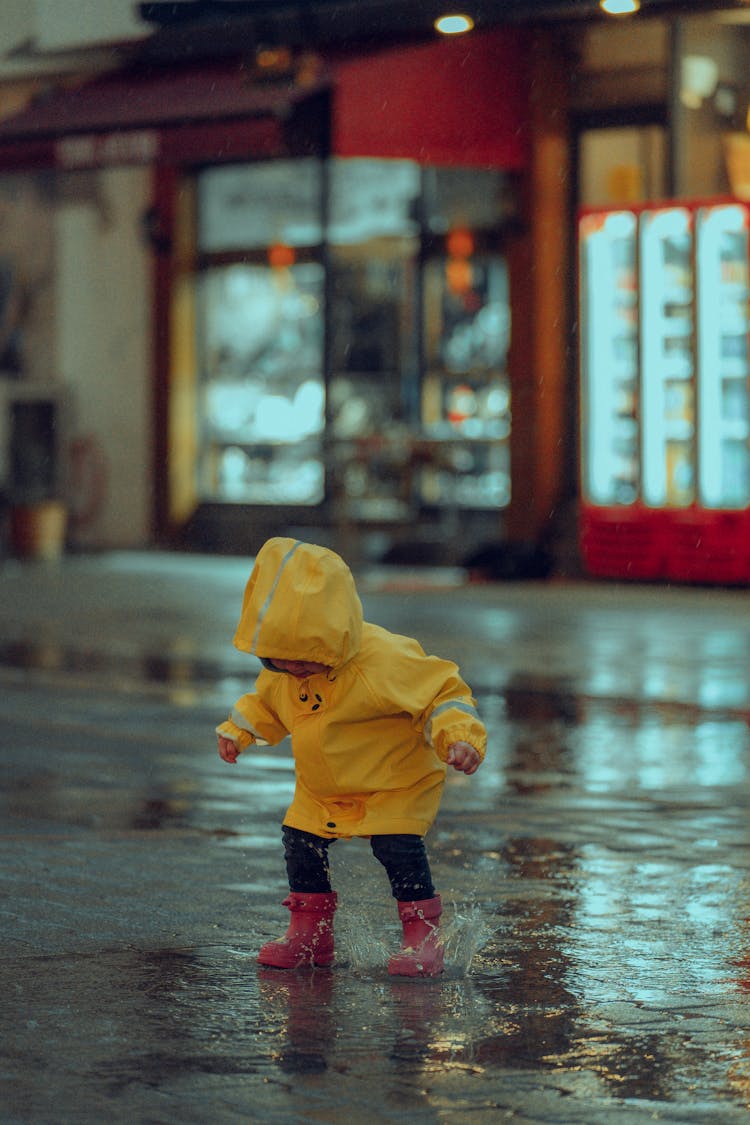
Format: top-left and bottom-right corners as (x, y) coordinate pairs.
(600, 0), (640, 13)
(435, 14), (475, 34)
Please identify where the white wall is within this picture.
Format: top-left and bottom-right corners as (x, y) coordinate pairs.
(0, 0), (149, 59)
(56, 166), (152, 548)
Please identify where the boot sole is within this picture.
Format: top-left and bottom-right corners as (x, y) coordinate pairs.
(388, 951), (445, 977)
(388, 965), (444, 977)
(257, 958), (335, 969)
(257, 946), (335, 969)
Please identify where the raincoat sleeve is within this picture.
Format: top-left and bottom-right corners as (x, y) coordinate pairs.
(362, 632), (487, 763)
(215, 691), (289, 753)
(422, 674), (486, 764)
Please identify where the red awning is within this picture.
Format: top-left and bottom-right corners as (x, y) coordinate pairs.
(0, 60), (325, 139)
(0, 30), (529, 172)
(0, 60), (329, 168)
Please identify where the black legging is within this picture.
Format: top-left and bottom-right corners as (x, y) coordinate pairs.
(282, 825), (435, 901)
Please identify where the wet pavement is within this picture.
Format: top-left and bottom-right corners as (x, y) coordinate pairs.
(3, 551), (750, 1123)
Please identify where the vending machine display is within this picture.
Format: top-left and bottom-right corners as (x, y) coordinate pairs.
(695, 203), (750, 510)
(640, 206), (695, 509)
(579, 210), (639, 507)
(579, 199), (750, 584)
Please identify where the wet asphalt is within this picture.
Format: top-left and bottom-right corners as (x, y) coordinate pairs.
(3, 551), (750, 1124)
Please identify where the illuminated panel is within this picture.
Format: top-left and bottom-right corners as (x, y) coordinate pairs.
(696, 204), (750, 509)
(640, 207), (695, 508)
(580, 210), (638, 505)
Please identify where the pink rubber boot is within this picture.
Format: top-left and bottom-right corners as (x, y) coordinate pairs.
(388, 895), (444, 977)
(257, 891), (337, 969)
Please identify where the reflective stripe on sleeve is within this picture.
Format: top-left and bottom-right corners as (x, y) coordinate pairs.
(424, 698), (480, 746)
(230, 707), (266, 739)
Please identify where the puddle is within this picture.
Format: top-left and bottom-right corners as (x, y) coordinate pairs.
(7, 939), (750, 1122)
(0, 638), (249, 693)
(6, 618), (750, 1121)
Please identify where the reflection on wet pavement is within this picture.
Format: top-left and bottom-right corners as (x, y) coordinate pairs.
(4, 567), (750, 1121)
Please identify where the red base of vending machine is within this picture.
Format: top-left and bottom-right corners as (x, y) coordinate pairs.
(580, 504), (668, 580)
(581, 505), (750, 585)
(665, 509), (750, 585)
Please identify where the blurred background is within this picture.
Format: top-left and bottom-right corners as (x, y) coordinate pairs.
(1, 0), (749, 579)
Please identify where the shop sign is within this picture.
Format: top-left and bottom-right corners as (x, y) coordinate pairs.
(55, 130), (159, 169)
(198, 159), (322, 250)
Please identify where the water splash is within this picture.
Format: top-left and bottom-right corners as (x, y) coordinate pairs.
(336, 900), (493, 976)
(440, 903), (495, 976)
(336, 904), (391, 971)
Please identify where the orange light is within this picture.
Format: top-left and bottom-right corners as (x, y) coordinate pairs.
(446, 226), (474, 259)
(255, 46), (293, 72)
(445, 258), (473, 295)
(268, 243), (296, 268)
(447, 383), (476, 425)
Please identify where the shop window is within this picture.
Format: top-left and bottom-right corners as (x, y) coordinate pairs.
(195, 159), (326, 507)
(423, 166), (514, 233)
(578, 126), (667, 207)
(328, 158), (419, 245)
(190, 158), (513, 519)
(421, 253), (511, 508)
(197, 260), (325, 505)
(419, 167), (512, 511)
(327, 158), (420, 521)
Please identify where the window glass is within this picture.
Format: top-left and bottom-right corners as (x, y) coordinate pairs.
(198, 159), (322, 251)
(420, 248), (511, 509)
(191, 157), (513, 515)
(423, 167), (510, 233)
(328, 158), (419, 244)
(197, 262), (325, 505)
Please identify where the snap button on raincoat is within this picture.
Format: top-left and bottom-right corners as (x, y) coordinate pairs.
(217, 537), (486, 838)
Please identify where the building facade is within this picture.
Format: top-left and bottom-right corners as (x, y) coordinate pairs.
(1, 3), (745, 574)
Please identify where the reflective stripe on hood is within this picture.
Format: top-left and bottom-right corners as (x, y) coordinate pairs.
(233, 537), (364, 671)
(250, 539), (303, 654)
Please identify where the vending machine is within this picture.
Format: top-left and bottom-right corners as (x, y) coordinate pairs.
(579, 199), (750, 584)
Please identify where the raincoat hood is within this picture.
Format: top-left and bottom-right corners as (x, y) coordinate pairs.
(233, 538), (364, 670)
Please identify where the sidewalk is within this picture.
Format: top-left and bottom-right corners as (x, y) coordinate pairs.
(2, 551), (750, 1124)
(2, 549), (750, 709)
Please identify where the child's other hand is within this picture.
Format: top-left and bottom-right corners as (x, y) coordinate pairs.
(218, 735), (240, 764)
(446, 741), (481, 775)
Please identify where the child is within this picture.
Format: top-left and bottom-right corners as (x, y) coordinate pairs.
(217, 537), (486, 976)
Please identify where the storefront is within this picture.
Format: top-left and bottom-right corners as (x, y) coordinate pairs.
(0, 25), (570, 565)
(573, 11), (750, 585)
(162, 29), (532, 564)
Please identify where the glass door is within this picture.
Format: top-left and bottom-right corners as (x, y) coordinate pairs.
(419, 167), (512, 511)
(327, 158), (420, 522)
(640, 206), (695, 508)
(696, 203), (750, 509)
(579, 209), (639, 505)
(195, 159), (326, 506)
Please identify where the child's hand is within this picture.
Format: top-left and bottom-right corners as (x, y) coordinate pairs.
(218, 735), (240, 764)
(446, 741), (481, 775)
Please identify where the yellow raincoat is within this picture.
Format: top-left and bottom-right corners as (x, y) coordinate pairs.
(216, 538), (486, 838)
